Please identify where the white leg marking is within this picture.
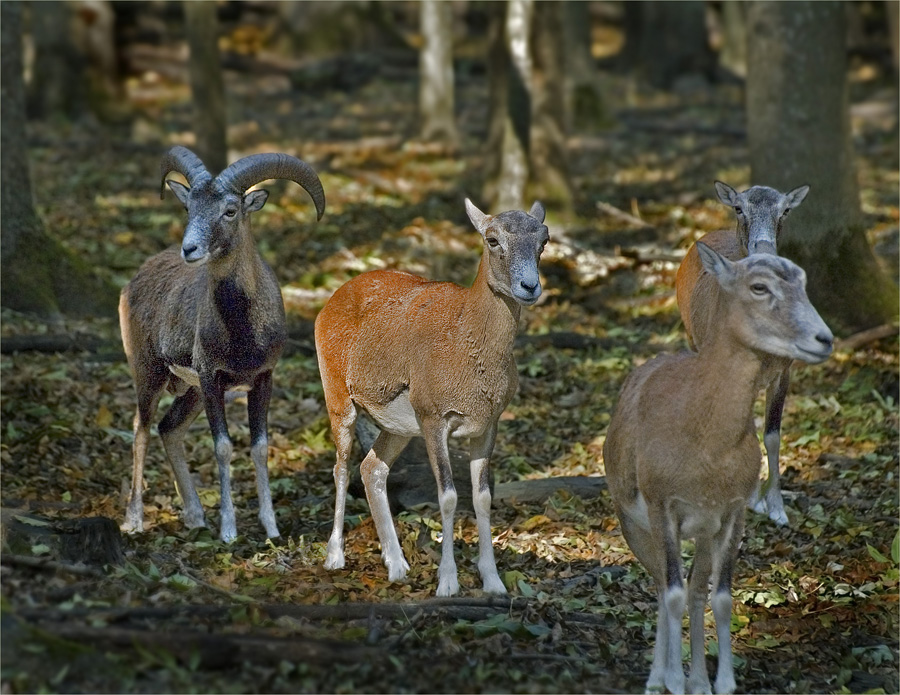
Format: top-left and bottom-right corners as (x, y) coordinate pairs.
(646, 588), (669, 694)
(436, 485), (459, 597)
(711, 590), (736, 694)
(664, 584), (687, 695)
(470, 455), (505, 595)
(251, 438), (279, 538)
(214, 435), (237, 543)
(362, 454), (409, 582)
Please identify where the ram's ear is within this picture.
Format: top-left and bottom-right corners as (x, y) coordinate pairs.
(167, 179), (191, 209)
(244, 189), (269, 213)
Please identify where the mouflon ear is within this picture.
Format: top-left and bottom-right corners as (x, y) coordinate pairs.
(465, 198), (491, 236)
(528, 201), (545, 223)
(714, 180), (739, 207)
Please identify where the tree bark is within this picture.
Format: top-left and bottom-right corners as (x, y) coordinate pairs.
(485, 0), (533, 212)
(719, 1), (748, 78)
(887, 0), (899, 74)
(622, 1), (715, 88)
(1, 2), (116, 319)
(563, 1), (605, 132)
(419, 1), (458, 144)
(26, 1), (88, 120)
(530, 1), (572, 210)
(747, 1), (898, 332)
(184, 1), (227, 175)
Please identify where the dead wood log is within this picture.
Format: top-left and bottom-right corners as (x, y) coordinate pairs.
(0, 333), (118, 355)
(28, 622), (379, 669)
(1, 510), (124, 567)
(835, 323), (898, 351)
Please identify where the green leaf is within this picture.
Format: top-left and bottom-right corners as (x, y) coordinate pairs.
(892, 529), (900, 564)
(867, 544), (890, 563)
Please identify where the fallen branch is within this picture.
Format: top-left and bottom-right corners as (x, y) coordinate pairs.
(595, 201), (653, 229)
(835, 323), (898, 352)
(0, 333), (119, 355)
(35, 622), (378, 669)
(1, 553), (103, 577)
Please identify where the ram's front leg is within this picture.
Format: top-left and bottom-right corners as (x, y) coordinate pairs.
(248, 371), (280, 539)
(469, 424), (506, 595)
(201, 373), (237, 543)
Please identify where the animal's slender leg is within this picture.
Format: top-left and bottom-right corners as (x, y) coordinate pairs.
(361, 431), (412, 581)
(422, 419), (459, 597)
(158, 386), (206, 529)
(687, 537), (714, 694)
(656, 506), (686, 695)
(200, 373), (237, 543)
(710, 509), (743, 695)
(122, 373), (165, 533)
(324, 401), (356, 570)
(248, 370), (279, 538)
(469, 423), (505, 594)
(755, 367), (791, 526)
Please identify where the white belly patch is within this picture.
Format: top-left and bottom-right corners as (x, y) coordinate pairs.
(363, 391), (421, 437)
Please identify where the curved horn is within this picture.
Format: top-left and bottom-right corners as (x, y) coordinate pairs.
(217, 153), (326, 220)
(159, 146), (211, 199)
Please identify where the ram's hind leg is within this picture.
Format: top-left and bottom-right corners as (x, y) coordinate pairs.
(159, 385), (206, 530)
(122, 370), (166, 534)
(687, 537), (714, 694)
(361, 431), (412, 582)
(469, 424), (505, 594)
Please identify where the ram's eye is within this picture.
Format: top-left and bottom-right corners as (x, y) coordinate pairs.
(224, 209), (238, 218)
(733, 206), (743, 215)
(750, 283), (769, 295)
(486, 237), (500, 248)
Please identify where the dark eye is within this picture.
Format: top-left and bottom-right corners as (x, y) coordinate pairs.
(782, 207), (791, 216)
(734, 206), (743, 215)
(224, 209), (237, 218)
(486, 237), (500, 248)
(751, 283), (769, 295)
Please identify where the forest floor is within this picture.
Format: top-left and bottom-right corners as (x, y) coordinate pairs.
(1, 45), (899, 694)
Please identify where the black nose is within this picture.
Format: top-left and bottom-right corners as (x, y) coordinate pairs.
(816, 332), (833, 349)
(183, 243), (199, 256)
(520, 280), (538, 293)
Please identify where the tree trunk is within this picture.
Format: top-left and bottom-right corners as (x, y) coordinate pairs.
(485, 0), (533, 212)
(529, 1), (572, 209)
(1, 2), (116, 319)
(419, 1), (458, 144)
(563, 1), (605, 131)
(184, 1), (227, 175)
(27, 1), (88, 120)
(719, 1), (747, 78)
(887, 1), (899, 74)
(747, 1), (898, 332)
(624, 1), (715, 88)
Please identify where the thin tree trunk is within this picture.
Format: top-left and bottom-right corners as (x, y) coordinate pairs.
(719, 1), (747, 78)
(419, 1), (458, 144)
(887, 1), (899, 74)
(747, 1), (898, 332)
(530, 1), (572, 209)
(563, 1), (604, 131)
(184, 1), (227, 174)
(493, 0), (533, 212)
